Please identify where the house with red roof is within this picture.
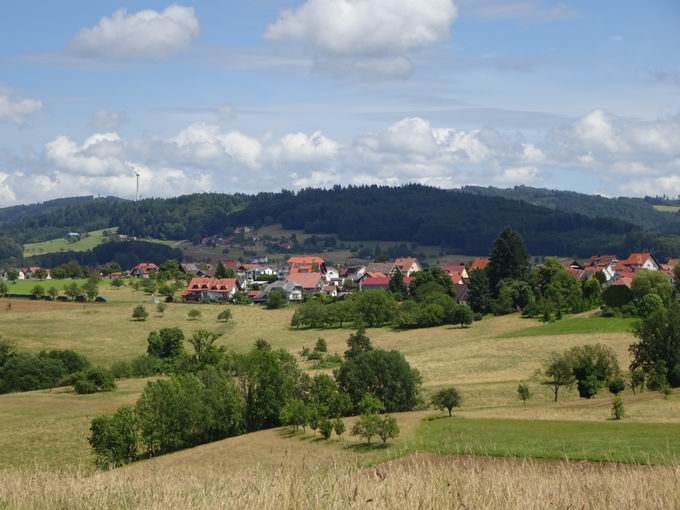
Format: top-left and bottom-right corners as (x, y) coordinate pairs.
(360, 275), (413, 291)
(286, 272), (324, 294)
(583, 255), (618, 282)
(438, 261), (469, 284)
(468, 257), (490, 273)
(617, 252), (660, 272)
(391, 258), (422, 277)
(181, 277), (239, 302)
(288, 256), (326, 274)
(131, 262), (159, 278)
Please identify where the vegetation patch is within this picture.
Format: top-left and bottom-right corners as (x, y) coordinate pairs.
(501, 316), (636, 338)
(414, 416), (680, 464)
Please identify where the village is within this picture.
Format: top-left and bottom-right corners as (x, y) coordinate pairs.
(2, 249), (674, 310)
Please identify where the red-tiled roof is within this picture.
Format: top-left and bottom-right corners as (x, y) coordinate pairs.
(362, 276), (413, 287)
(469, 257), (489, 272)
(394, 257), (419, 271)
(182, 277), (237, 296)
(132, 263), (159, 273)
(612, 277), (633, 289)
(448, 270), (465, 285)
(585, 255), (617, 267)
(287, 256), (324, 265)
(286, 272), (323, 289)
(622, 252), (654, 266)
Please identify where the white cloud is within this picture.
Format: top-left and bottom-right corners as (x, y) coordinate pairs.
(170, 122), (263, 169)
(0, 172), (17, 203)
(274, 131), (339, 163)
(45, 132), (127, 177)
(70, 5), (199, 59)
(266, 0), (458, 77)
(0, 92), (43, 124)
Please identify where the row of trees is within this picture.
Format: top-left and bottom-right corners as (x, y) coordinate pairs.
(89, 326), (422, 467)
(0, 339), (115, 395)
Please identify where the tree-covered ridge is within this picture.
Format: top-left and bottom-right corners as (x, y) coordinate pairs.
(461, 185), (680, 233)
(228, 185), (633, 257)
(4, 184), (680, 258)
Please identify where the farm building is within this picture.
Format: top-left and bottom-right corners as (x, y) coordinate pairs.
(181, 277), (239, 302)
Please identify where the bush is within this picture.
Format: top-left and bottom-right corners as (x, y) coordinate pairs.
(132, 305), (148, 321)
(74, 379), (98, 394)
(333, 417), (346, 437)
(336, 349), (421, 412)
(473, 312), (483, 321)
(89, 406), (139, 469)
(217, 309), (232, 322)
(517, 382), (532, 404)
(147, 328), (185, 359)
(188, 309), (202, 321)
(110, 360), (132, 379)
(608, 377), (626, 395)
(266, 290), (287, 309)
(611, 397), (625, 420)
(319, 419), (333, 439)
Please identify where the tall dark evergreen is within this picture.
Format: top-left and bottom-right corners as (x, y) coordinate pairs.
(215, 262), (228, 279)
(467, 269), (492, 314)
(388, 269), (408, 300)
(487, 227), (530, 293)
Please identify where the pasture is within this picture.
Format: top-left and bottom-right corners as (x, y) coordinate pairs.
(1, 288), (677, 474)
(23, 228), (117, 257)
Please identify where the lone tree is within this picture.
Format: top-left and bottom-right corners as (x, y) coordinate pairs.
(217, 308), (233, 322)
(517, 382), (532, 404)
(31, 285), (45, 299)
(132, 305), (148, 322)
(567, 344), (620, 399)
(486, 226), (530, 293)
(376, 415), (400, 445)
(542, 352), (575, 401)
(431, 387), (462, 416)
(156, 302), (167, 316)
(344, 326), (373, 359)
(147, 328), (185, 359)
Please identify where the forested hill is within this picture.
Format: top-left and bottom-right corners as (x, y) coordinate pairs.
(4, 185), (680, 259)
(226, 186), (637, 257)
(461, 186), (680, 233)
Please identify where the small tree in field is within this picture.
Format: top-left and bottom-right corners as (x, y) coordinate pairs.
(111, 278), (125, 289)
(319, 418), (333, 439)
(628, 369), (645, 395)
(31, 285), (45, 299)
(188, 309), (202, 321)
(156, 302), (167, 316)
(0, 281), (8, 297)
(611, 397), (624, 420)
(517, 382), (532, 404)
(132, 305), (148, 321)
(542, 352), (575, 401)
(47, 287), (59, 300)
(217, 309), (232, 322)
(608, 377), (626, 396)
(351, 414), (380, 445)
(376, 415), (400, 445)
(431, 387), (462, 416)
(333, 418), (346, 437)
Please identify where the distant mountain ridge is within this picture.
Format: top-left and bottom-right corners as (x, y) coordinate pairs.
(2, 185), (680, 260)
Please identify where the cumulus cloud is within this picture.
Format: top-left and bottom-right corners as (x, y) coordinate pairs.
(0, 172), (17, 202)
(266, 0), (458, 77)
(273, 131), (339, 163)
(0, 92), (43, 124)
(70, 5), (199, 59)
(45, 132), (128, 176)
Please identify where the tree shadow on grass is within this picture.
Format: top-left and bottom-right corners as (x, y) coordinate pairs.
(345, 442), (391, 453)
(424, 414), (457, 422)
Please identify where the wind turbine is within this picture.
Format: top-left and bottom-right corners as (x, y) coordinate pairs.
(127, 163), (141, 202)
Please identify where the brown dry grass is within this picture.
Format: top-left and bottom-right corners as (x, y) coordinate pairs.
(1, 454), (678, 509)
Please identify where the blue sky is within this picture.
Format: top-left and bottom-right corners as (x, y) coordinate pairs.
(0, 0), (679, 204)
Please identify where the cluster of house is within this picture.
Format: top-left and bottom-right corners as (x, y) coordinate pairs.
(561, 252), (675, 290)
(0, 266), (51, 280)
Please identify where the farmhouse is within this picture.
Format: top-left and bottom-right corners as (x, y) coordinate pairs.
(286, 272), (324, 295)
(21, 267), (50, 280)
(584, 255), (618, 281)
(617, 252), (660, 272)
(391, 257), (422, 277)
(181, 277), (239, 302)
(253, 280), (303, 303)
(130, 262), (159, 278)
(360, 275), (413, 291)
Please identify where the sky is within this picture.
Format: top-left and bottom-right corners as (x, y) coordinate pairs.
(0, 0), (679, 205)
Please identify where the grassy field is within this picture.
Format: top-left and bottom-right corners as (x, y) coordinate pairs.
(23, 227), (182, 257)
(1, 286), (679, 491)
(4, 278), (88, 294)
(653, 204), (680, 213)
(23, 228), (117, 257)
(501, 315), (636, 338)
(413, 415), (680, 464)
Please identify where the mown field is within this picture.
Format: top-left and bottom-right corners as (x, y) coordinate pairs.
(1, 285), (678, 478)
(23, 227), (181, 257)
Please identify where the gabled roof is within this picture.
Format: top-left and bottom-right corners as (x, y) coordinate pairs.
(394, 257), (419, 271)
(182, 277), (237, 296)
(287, 256), (324, 265)
(469, 257), (490, 272)
(447, 270), (465, 285)
(132, 262), (159, 273)
(286, 272), (323, 289)
(622, 252), (658, 266)
(366, 262), (394, 274)
(585, 255), (618, 267)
